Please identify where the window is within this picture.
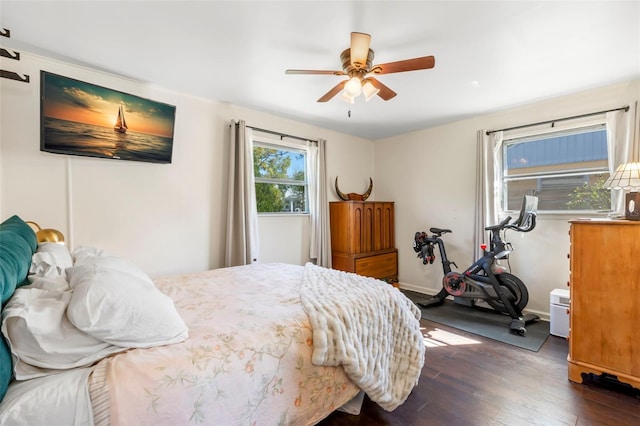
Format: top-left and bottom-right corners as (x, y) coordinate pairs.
(502, 125), (611, 212)
(253, 139), (309, 214)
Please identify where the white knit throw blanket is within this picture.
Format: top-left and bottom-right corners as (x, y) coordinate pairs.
(300, 263), (425, 411)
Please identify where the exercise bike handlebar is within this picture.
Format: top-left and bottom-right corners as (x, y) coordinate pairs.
(483, 213), (537, 233)
(508, 212), (537, 233)
(484, 216), (511, 231)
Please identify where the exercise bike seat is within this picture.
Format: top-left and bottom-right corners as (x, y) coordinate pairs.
(429, 227), (452, 235)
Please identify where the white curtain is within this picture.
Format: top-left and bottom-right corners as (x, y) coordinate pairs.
(606, 105), (634, 215)
(308, 138), (332, 267)
(225, 120), (259, 266)
(474, 129), (503, 260)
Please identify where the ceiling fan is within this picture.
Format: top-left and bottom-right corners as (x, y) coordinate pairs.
(285, 32), (435, 103)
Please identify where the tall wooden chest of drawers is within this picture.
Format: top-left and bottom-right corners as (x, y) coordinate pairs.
(329, 201), (398, 282)
(568, 219), (640, 390)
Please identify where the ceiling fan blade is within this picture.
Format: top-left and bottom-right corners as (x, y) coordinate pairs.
(368, 77), (397, 101)
(350, 32), (371, 67)
(286, 69), (345, 76)
(317, 80), (347, 102)
(371, 55), (435, 74)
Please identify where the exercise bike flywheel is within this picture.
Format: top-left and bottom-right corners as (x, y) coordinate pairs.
(443, 272), (466, 296)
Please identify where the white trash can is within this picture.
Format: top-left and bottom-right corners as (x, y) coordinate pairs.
(550, 288), (570, 338)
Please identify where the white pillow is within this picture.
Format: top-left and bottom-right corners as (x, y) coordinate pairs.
(0, 367), (94, 425)
(65, 255), (188, 348)
(29, 243), (73, 279)
(72, 253), (151, 281)
(71, 246), (111, 263)
(26, 275), (70, 293)
(1, 277), (126, 380)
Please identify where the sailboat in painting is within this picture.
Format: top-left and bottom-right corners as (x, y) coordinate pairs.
(114, 104), (128, 133)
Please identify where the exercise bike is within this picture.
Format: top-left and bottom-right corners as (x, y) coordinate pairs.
(412, 195), (539, 335)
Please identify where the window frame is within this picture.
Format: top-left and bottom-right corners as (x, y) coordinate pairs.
(500, 120), (612, 216)
(252, 135), (310, 215)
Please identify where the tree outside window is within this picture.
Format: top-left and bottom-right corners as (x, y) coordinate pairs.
(253, 142), (308, 213)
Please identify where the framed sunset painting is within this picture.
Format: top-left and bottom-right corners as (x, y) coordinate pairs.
(40, 71), (176, 164)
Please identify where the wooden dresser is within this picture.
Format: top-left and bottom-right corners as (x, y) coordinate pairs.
(329, 201), (398, 282)
(568, 219), (640, 390)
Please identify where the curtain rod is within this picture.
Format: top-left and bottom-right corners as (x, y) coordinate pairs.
(235, 122), (317, 143)
(485, 105), (630, 136)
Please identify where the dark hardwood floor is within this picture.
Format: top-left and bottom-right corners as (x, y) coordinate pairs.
(319, 318), (640, 426)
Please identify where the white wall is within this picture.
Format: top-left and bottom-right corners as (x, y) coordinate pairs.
(375, 79), (640, 317)
(0, 52), (373, 277)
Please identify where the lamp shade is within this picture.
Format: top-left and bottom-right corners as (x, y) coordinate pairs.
(25, 221), (66, 244)
(362, 81), (380, 101)
(340, 91), (355, 104)
(36, 228), (65, 244)
(603, 162), (640, 190)
(344, 77), (362, 97)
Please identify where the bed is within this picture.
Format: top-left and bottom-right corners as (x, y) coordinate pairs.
(0, 215), (425, 425)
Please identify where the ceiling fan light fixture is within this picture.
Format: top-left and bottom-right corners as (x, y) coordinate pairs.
(286, 32), (435, 103)
(344, 76), (362, 97)
(362, 81), (379, 101)
(340, 91), (355, 104)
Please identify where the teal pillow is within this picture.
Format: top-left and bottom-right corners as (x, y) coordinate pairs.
(0, 215), (37, 401)
(0, 338), (10, 401)
(0, 216), (37, 303)
(0, 215), (37, 252)
(0, 231), (34, 302)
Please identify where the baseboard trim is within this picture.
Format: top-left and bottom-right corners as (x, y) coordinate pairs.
(396, 282), (437, 295)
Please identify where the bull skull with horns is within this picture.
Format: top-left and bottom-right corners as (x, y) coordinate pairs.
(335, 177), (373, 201)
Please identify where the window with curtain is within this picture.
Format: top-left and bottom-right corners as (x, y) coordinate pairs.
(502, 124), (612, 212)
(253, 137), (310, 214)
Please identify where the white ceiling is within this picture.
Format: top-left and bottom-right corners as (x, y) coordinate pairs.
(1, 1), (639, 140)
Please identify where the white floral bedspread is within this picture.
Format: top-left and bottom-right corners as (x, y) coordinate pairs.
(90, 263), (360, 426)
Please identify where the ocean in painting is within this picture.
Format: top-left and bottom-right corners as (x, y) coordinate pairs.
(43, 117), (173, 163)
